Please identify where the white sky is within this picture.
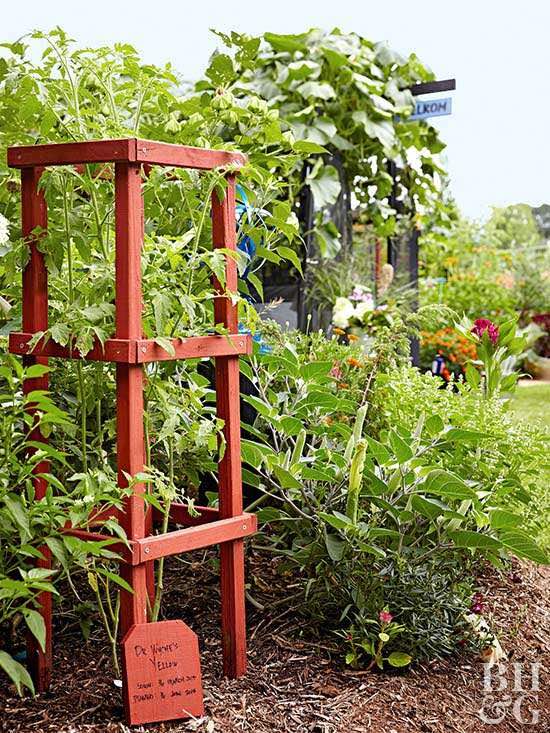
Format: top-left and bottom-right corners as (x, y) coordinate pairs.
(4, 0), (550, 221)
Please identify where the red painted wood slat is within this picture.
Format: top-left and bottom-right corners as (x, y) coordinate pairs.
(212, 175), (249, 678)
(134, 514), (257, 563)
(9, 333), (252, 363)
(136, 334), (251, 362)
(114, 162), (149, 636)
(135, 139), (246, 170)
(8, 139), (136, 168)
(21, 166), (52, 692)
(9, 333), (135, 362)
(8, 139), (247, 171)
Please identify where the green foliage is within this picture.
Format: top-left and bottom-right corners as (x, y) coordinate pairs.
(202, 28), (449, 252)
(0, 29), (278, 684)
(484, 204), (540, 251)
(420, 208), (550, 322)
(245, 324), (547, 666)
(0, 28), (546, 685)
(456, 316), (527, 398)
(0, 354), (125, 693)
(0, 28), (304, 341)
(374, 366), (550, 550)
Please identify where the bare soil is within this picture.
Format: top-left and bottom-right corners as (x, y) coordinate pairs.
(1, 553), (548, 733)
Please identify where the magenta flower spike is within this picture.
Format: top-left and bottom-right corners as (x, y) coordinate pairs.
(471, 318), (499, 345)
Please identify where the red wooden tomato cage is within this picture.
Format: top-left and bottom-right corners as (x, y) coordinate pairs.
(7, 138), (257, 699)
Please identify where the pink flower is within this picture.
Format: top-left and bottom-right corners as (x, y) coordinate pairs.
(329, 364), (343, 379)
(471, 318), (499, 345)
(379, 610), (393, 624)
(470, 593), (484, 614)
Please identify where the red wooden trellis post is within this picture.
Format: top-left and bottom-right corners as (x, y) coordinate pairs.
(212, 175), (247, 676)
(8, 139), (257, 716)
(114, 161), (149, 635)
(21, 166), (52, 691)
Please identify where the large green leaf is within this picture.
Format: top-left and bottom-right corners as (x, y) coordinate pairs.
(365, 436), (391, 465)
(411, 494), (446, 520)
(489, 509), (522, 531)
(449, 530), (502, 552)
(389, 430), (413, 463)
(0, 650), (34, 695)
(387, 651), (412, 668)
(422, 470), (477, 500)
(500, 530), (548, 565)
(264, 32), (307, 53)
(273, 465), (302, 490)
(325, 532), (346, 561)
(306, 165), (341, 209)
(297, 81), (335, 100)
(22, 608), (46, 652)
(4, 494), (30, 539)
(351, 112), (395, 151)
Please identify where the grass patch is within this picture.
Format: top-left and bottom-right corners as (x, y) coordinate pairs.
(509, 381), (550, 430)
(508, 380), (550, 550)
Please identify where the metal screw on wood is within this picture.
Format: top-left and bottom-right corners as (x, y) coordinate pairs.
(144, 547), (150, 554)
(20, 342), (25, 349)
(141, 346), (147, 353)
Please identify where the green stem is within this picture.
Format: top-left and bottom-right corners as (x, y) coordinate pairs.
(94, 576), (120, 676)
(151, 438), (174, 621)
(62, 176), (88, 472)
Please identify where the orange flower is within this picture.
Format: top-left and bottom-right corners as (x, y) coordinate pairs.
(333, 327), (345, 336)
(337, 382), (350, 389)
(346, 357), (362, 368)
(347, 334), (359, 342)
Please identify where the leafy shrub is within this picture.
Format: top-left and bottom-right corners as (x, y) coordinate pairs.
(243, 325), (548, 667)
(0, 355), (125, 693)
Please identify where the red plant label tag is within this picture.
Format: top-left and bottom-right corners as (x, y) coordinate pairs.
(121, 620), (204, 725)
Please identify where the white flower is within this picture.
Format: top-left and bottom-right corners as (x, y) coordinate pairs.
(355, 296), (375, 321)
(332, 297), (355, 329)
(0, 214), (9, 246)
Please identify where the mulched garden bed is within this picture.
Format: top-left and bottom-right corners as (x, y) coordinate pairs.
(1, 552), (548, 733)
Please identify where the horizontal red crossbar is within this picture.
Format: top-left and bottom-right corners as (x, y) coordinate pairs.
(7, 138), (247, 170)
(134, 513), (257, 564)
(136, 335), (251, 362)
(63, 512), (256, 565)
(9, 333), (251, 363)
(9, 333), (134, 362)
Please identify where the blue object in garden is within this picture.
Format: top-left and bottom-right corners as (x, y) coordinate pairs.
(409, 97), (452, 121)
(236, 185), (257, 280)
(431, 354), (445, 376)
(238, 322), (272, 355)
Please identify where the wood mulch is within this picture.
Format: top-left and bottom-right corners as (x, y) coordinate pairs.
(1, 552), (548, 733)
